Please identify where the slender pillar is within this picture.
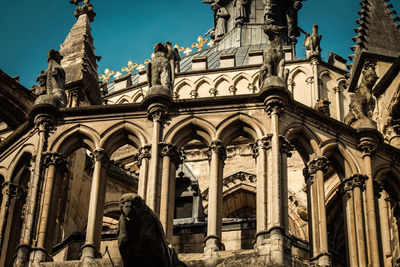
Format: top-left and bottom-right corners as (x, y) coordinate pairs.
(358, 137), (380, 267)
(280, 136), (294, 233)
(333, 86), (342, 121)
(32, 152), (67, 264)
(204, 140), (225, 255)
(262, 99), (285, 265)
(0, 182), (26, 254)
(159, 143), (181, 242)
(81, 148), (108, 261)
(307, 156), (331, 267)
(15, 113), (52, 267)
(376, 187), (392, 267)
(311, 57), (320, 103)
(146, 106), (167, 215)
(340, 174), (368, 267)
(253, 136), (271, 246)
(137, 145), (151, 201)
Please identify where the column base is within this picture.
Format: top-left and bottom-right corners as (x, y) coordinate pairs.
(312, 252), (331, 267)
(80, 243), (100, 261)
(254, 228), (286, 266)
(30, 247), (50, 265)
(14, 244), (32, 267)
(203, 235), (224, 255)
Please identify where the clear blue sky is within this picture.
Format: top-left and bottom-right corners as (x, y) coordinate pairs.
(0, 0), (394, 88)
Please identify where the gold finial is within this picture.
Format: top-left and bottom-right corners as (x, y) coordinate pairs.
(114, 71), (122, 80)
(192, 36), (208, 51)
(207, 39), (215, 48)
(137, 64), (146, 71)
(144, 59), (151, 65)
(183, 47), (193, 56)
(99, 68), (115, 83)
(121, 60), (138, 74)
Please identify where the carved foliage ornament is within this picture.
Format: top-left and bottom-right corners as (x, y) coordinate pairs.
(160, 143), (182, 166)
(2, 181), (27, 199)
(208, 140), (226, 161)
(358, 136), (377, 156)
(279, 136), (294, 157)
(42, 152), (67, 170)
(307, 156), (330, 175)
(252, 135), (272, 158)
(339, 174), (368, 194)
(90, 148), (109, 165)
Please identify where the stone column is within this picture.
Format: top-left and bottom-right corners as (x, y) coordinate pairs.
(137, 145), (151, 201)
(333, 86), (342, 121)
(375, 185), (393, 267)
(159, 143), (181, 242)
(0, 182), (26, 253)
(253, 136), (272, 247)
(15, 113), (52, 267)
(146, 106), (167, 215)
(32, 152), (67, 264)
(358, 137), (380, 267)
(306, 156), (331, 267)
(280, 136), (294, 233)
(311, 57), (320, 103)
(204, 140), (226, 255)
(81, 148), (108, 261)
(340, 174), (368, 267)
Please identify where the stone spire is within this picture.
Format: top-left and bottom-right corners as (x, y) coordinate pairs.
(59, 0), (102, 106)
(348, 0), (400, 91)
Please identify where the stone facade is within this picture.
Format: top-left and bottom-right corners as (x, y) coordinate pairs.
(0, 0), (400, 266)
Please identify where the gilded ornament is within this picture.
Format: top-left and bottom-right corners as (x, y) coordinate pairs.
(99, 68), (115, 83)
(192, 36), (208, 51)
(121, 60), (138, 74)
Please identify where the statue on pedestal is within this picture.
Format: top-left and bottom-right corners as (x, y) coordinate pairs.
(304, 25), (322, 57)
(234, 0), (248, 25)
(259, 25), (289, 89)
(34, 49), (68, 107)
(147, 43), (173, 96)
(286, 0), (302, 40)
(344, 61), (378, 128)
(211, 3), (230, 41)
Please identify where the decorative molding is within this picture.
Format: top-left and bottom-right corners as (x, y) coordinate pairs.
(307, 156), (330, 175)
(339, 174), (368, 194)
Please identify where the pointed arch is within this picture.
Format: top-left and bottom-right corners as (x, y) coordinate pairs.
(288, 66), (312, 81)
(116, 95), (131, 104)
(50, 124), (100, 156)
(164, 116), (216, 149)
(7, 144), (35, 181)
(283, 124), (321, 163)
(213, 74), (233, 88)
(216, 113), (265, 145)
(100, 121), (148, 155)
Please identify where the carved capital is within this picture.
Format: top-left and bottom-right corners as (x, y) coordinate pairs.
(265, 99), (284, 116)
(373, 181), (384, 197)
(339, 174), (368, 194)
(34, 114), (53, 134)
(90, 148), (109, 165)
(2, 181), (27, 199)
(208, 140), (226, 161)
(147, 106), (167, 123)
(137, 145), (151, 164)
(358, 137), (376, 156)
(252, 135), (272, 158)
(160, 143), (182, 167)
(279, 136), (294, 157)
(42, 152), (67, 170)
(307, 156), (330, 175)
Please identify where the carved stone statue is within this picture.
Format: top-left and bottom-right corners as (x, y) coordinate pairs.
(286, 0), (302, 40)
(166, 41), (181, 80)
(314, 98), (331, 116)
(211, 3), (230, 41)
(304, 25), (322, 56)
(263, 0), (276, 26)
(117, 193), (172, 267)
(259, 25), (289, 89)
(147, 43), (173, 95)
(34, 49), (68, 107)
(234, 0), (248, 25)
(344, 62), (378, 128)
